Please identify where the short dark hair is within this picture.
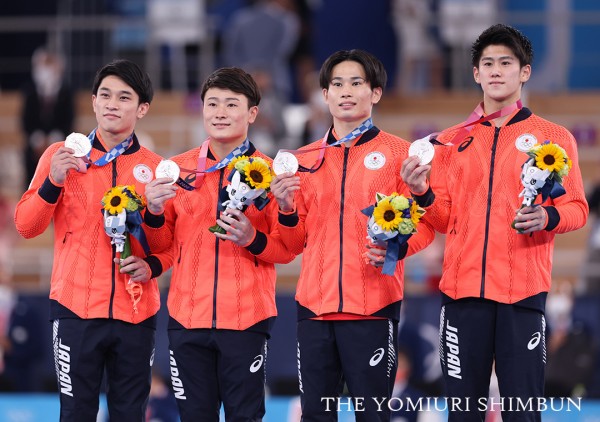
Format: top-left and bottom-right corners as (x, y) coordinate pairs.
(471, 24), (534, 68)
(200, 67), (261, 107)
(92, 59), (154, 104)
(319, 49), (387, 91)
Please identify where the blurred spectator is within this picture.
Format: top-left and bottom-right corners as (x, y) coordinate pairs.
(583, 182), (600, 293)
(391, 348), (426, 422)
(392, 0), (443, 94)
(310, 0), (398, 89)
(20, 47), (75, 191)
(404, 234), (444, 295)
(398, 310), (443, 397)
(248, 67), (288, 157)
(0, 279), (16, 390)
(288, 0), (316, 103)
(437, 0), (496, 90)
(300, 71), (330, 146)
(545, 279), (597, 397)
(145, 371), (179, 422)
(147, 0), (208, 91)
(222, 0), (300, 102)
(0, 193), (16, 386)
(0, 288), (45, 391)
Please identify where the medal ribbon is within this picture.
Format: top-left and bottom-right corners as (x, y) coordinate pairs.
(278, 118), (374, 173)
(177, 138), (251, 190)
(426, 100), (523, 146)
(83, 128), (134, 167)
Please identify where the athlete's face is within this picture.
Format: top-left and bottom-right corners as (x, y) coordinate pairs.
(473, 44), (531, 108)
(92, 75), (148, 146)
(323, 60), (382, 127)
(203, 87), (258, 146)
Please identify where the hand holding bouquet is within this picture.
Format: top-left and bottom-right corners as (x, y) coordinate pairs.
(209, 155), (273, 234)
(362, 192), (425, 275)
(102, 185), (150, 313)
(513, 140), (571, 230)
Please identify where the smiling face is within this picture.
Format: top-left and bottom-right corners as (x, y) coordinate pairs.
(92, 75), (149, 147)
(203, 87), (258, 147)
(323, 60), (382, 133)
(473, 44), (531, 110)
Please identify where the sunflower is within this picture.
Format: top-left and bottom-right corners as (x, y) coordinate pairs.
(102, 187), (129, 215)
(242, 160), (272, 190)
(534, 143), (567, 173)
(410, 199), (422, 225)
(373, 199), (403, 231)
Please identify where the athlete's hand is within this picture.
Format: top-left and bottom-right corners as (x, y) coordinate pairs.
(144, 177), (177, 215)
(513, 205), (548, 234)
(214, 208), (256, 246)
(50, 146), (81, 185)
(400, 155), (431, 195)
(364, 242), (386, 268)
(271, 172), (300, 213)
(115, 255), (152, 283)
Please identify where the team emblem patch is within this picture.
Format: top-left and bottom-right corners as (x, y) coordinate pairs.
(133, 164), (153, 183)
(364, 152), (386, 170)
(515, 133), (538, 152)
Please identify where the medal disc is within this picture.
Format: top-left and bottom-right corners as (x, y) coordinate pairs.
(408, 138), (435, 165)
(155, 160), (180, 184)
(65, 132), (92, 157)
(273, 151), (299, 175)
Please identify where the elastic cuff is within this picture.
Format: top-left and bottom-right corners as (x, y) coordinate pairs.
(543, 206), (560, 231)
(143, 255), (163, 279)
(39, 176), (63, 204)
(48, 173), (64, 187)
(412, 186), (435, 208)
(245, 230), (267, 255)
(278, 205), (296, 215)
(397, 242), (409, 260)
(144, 210), (165, 228)
(411, 180), (430, 196)
(278, 210), (299, 227)
(240, 226), (257, 248)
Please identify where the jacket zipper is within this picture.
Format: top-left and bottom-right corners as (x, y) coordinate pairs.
(109, 159), (118, 318)
(449, 217), (457, 234)
(337, 148), (350, 312)
(480, 127), (500, 298)
(212, 168), (226, 328)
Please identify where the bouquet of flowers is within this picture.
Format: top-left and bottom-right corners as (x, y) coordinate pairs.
(209, 155), (274, 234)
(361, 192), (425, 275)
(102, 185), (150, 313)
(513, 140), (571, 229)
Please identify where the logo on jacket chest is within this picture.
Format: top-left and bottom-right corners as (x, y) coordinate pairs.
(515, 133), (538, 152)
(133, 164), (153, 183)
(364, 152), (386, 170)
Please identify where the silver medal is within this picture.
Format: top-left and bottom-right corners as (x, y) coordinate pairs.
(273, 151), (299, 175)
(409, 137), (435, 165)
(65, 132), (92, 157)
(155, 160), (180, 184)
